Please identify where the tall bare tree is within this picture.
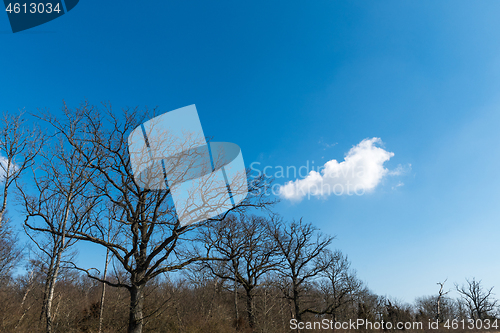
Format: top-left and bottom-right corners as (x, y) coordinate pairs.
(19, 131), (98, 333)
(456, 278), (498, 320)
(266, 216), (334, 322)
(27, 102), (272, 333)
(436, 279), (450, 322)
(200, 214), (280, 330)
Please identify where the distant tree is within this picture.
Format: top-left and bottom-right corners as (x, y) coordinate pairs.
(0, 220), (22, 283)
(356, 288), (382, 323)
(415, 294), (456, 323)
(11, 259), (46, 331)
(436, 279), (450, 322)
(310, 249), (362, 321)
(455, 278), (498, 320)
(383, 298), (414, 328)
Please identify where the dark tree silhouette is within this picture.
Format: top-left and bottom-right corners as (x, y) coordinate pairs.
(200, 214), (281, 329)
(26, 102), (272, 333)
(456, 278), (498, 320)
(266, 216), (334, 323)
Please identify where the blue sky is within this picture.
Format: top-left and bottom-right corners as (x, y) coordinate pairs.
(2, 1), (500, 303)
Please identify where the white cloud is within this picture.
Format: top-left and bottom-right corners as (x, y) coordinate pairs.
(279, 137), (397, 201)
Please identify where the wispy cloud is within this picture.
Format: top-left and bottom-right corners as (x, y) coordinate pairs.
(280, 138), (399, 201)
(392, 181), (405, 190)
(318, 138), (338, 150)
(388, 163), (412, 176)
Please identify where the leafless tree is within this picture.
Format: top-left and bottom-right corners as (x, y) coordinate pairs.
(309, 249), (362, 321)
(456, 278), (498, 320)
(266, 216), (334, 323)
(356, 288), (383, 323)
(0, 220), (22, 283)
(200, 214), (281, 330)
(19, 131), (99, 333)
(27, 101), (272, 333)
(415, 294), (456, 323)
(436, 279), (450, 322)
(383, 298), (414, 327)
(0, 111), (43, 227)
(0, 111), (42, 282)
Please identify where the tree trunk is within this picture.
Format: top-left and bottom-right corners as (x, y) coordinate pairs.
(15, 270), (34, 329)
(40, 246), (64, 333)
(234, 279), (239, 328)
(44, 191), (71, 333)
(128, 284), (145, 333)
(98, 247), (110, 333)
(44, 255), (61, 333)
(245, 288), (255, 329)
(293, 286), (301, 322)
(436, 297), (441, 322)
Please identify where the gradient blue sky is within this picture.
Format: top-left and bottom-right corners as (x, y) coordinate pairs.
(2, 1), (500, 303)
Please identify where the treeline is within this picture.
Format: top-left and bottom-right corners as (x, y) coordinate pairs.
(1, 214), (499, 332)
(0, 104), (498, 333)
